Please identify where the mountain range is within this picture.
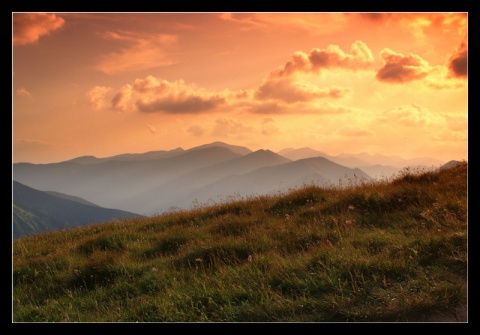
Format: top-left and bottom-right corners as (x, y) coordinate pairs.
(13, 141), (449, 227)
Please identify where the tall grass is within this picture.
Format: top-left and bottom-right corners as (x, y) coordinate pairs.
(13, 162), (467, 322)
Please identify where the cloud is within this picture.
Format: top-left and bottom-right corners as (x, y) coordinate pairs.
(111, 84), (132, 111)
(271, 40), (374, 78)
(219, 13), (348, 36)
(187, 125), (204, 137)
(121, 76), (226, 114)
(424, 66), (466, 90)
(261, 118), (279, 136)
(358, 13), (392, 22)
(358, 13), (467, 38)
(376, 49), (431, 83)
(376, 103), (440, 127)
(448, 42), (467, 78)
(211, 118), (253, 137)
(13, 13), (65, 46)
(16, 88), (31, 98)
(249, 100), (355, 115)
(256, 79), (353, 103)
(132, 75), (162, 92)
(146, 124), (157, 134)
(95, 31), (177, 74)
(86, 86), (111, 110)
(249, 102), (284, 114)
(136, 95), (225, 114)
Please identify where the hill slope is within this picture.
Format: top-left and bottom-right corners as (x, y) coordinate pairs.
(12, 181), (142, 238)
(13, 162), (467, 322)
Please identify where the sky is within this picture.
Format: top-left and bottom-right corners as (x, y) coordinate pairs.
(12, 12), (468, 164)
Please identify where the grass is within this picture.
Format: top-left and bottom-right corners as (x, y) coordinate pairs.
(12, 162), (468, 322)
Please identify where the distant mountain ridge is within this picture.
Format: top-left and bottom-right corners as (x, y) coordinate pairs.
(13, 141), (457, 218)
(179, 156), (372, 211)
(278, 147), (444, 169)
(125, 149), (292, 214)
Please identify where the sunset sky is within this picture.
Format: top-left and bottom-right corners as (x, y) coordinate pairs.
(12, 12), (468, 164)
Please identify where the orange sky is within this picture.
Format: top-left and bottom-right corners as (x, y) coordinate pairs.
(12, 12), (468, 164)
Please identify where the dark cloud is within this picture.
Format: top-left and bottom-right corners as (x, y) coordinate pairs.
(136, 95), (225, 113)
(13, 13), (65, 46)
(358, 13), (392, 22)
(448, 42), (467, 78)
(376, 49), (430, 83)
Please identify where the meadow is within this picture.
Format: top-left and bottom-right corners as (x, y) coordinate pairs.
(12, 162), (467, 322)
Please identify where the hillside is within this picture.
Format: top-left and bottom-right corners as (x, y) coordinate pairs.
(12, 181), (142, 238)
(12, 162), (467, 322)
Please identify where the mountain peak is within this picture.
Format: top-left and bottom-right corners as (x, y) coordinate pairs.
(188, 142), (252, 155)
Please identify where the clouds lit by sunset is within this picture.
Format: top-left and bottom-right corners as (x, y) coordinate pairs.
(13, 12), (467, 164)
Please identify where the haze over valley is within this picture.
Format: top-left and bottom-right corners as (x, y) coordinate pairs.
(13, 141), (451, 237)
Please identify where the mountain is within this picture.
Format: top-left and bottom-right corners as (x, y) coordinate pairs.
(12, 181), (142, 238)
(186, 141), (252, 155)
(335, 152), (444, 168)
(277, 147), (369, 168)
(277, 147), (330, 160)
(181, 156), (372, 208)
(278, 147), (444, 168)
(439, 160), (465, 171)
(124, 149), (292, 214)
(277, 147), (444, 179)
(13, 146), (242, 212)
(13, 141), (448, 220)
(67, 147), (186, 164)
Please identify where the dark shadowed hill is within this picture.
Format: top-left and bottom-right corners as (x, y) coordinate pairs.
(12, 181), (142, 238)
(439, 160), (465, 171)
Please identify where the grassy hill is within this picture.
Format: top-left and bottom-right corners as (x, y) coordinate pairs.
(12, 162), (468, 322)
